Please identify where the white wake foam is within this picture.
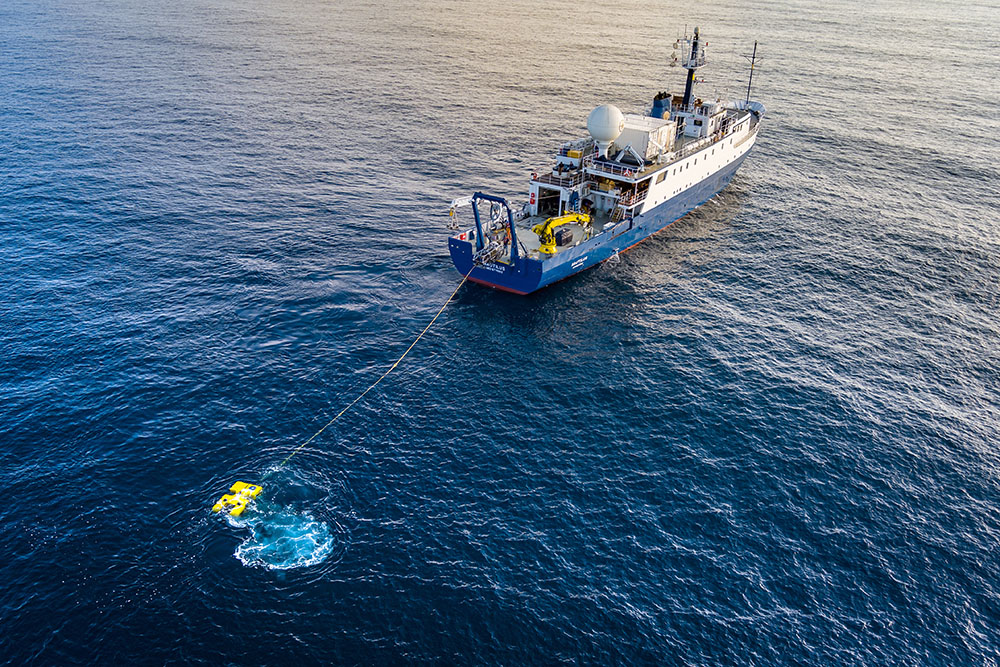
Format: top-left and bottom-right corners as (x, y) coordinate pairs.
(233, 507), (335, 570)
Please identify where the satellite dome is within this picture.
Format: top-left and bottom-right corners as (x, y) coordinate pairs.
(587, 104), (625, 158)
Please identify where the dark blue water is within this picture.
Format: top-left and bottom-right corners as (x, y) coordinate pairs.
(3, 0), (1000, 662)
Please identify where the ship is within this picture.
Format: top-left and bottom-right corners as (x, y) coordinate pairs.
(447, 28), (766, 294)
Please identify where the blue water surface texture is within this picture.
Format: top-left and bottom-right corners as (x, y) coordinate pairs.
(3, 0), (999, 663)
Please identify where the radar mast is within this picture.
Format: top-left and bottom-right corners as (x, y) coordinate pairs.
(680, 27), (706, 108)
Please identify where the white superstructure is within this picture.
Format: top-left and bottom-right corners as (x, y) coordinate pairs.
(529, 97), (762, 224)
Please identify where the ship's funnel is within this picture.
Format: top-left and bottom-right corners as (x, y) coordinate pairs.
(651, 91), (672, 119)
(587, 104), (625, 158)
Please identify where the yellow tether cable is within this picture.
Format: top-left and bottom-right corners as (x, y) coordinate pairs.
(269, 268), (473, 473)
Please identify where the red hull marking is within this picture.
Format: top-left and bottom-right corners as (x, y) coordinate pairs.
(467, 276), (530, 295)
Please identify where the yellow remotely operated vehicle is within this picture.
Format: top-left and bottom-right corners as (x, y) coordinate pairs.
(212, 481), (262, 517)
(532, 213), (592, 255)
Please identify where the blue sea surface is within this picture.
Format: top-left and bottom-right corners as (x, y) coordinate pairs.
(3, 0), (1000, 662)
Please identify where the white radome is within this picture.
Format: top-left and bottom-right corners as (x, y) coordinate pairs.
(587, 104), (625, 158)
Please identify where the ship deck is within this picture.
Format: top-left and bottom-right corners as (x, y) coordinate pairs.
(511, 210), (617, 260)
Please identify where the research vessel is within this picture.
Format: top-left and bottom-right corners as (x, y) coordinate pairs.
(447, 28), (765, 294)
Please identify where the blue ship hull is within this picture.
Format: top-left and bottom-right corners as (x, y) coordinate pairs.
(449, 151), (750, 294)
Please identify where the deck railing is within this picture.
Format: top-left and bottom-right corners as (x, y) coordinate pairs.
(733, 124), (759, 148)
(669, 137), (712, 163)
(533, 170), (585, 188)
(618, 189), (648, 208)
(582, 155), (642, 180)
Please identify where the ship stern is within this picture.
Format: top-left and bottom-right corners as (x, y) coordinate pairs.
(448, 236), (543, 295)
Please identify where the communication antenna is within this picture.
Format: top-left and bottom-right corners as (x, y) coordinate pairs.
(743, 41), (762, 104)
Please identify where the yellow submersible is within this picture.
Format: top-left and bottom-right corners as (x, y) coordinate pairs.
(211, 482), (262, 517)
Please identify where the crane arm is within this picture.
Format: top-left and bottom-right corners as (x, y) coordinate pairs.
(531, 213), (592, 255)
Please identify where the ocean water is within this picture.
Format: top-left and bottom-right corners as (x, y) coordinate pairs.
(3, 0), (999, 662)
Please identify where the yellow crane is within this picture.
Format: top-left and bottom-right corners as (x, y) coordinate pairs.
(532, 213), (591, 255)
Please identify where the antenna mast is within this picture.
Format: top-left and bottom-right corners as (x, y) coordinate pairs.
(680, 27), (706, 108)
(745, 41), (758, 104)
